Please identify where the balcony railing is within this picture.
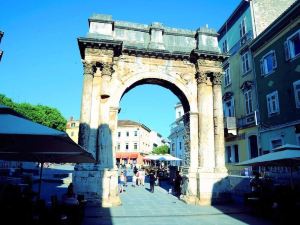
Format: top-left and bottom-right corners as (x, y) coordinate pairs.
(237, 111), (259, 129)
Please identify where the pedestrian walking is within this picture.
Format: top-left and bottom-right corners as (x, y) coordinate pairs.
(139, 169), (145, 186)
(123, 169), (128, 187)
(173, 171), (182, 197)
(132, 173), (137, 187)
(149, 171), (156, 193)
(119, 172), (125, 193)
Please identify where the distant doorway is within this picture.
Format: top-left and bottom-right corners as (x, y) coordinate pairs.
(248, 135), (258, 159)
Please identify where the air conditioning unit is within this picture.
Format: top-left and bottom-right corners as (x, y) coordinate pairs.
(225, 117), (237, 129)
(224, 117), (237, 136)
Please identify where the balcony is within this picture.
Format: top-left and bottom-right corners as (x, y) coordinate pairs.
(237, 112), (259, 129)
(224, 117), (237, 136)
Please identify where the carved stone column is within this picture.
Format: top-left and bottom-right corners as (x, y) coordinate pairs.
(197, 71), (215, 172)
(88, 67), (101, 158)
(78, 60), (95, 151)
(212, 72), (227, 173)
(101, 63), (113, 99)
(181, 112), (199, 204)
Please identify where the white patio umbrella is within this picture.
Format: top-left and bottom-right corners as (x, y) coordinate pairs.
(236, 146), (300, 189)
(0, 105), (96, 196)
(157, 154), (182, 161)
(144, 154), (182, 161)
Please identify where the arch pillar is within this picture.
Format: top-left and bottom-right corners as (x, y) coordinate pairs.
(195, 59), (229, 205)
(212, 72), (227, 173)
(74, 54), (121, 207)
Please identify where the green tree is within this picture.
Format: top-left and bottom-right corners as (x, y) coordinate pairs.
(152, 145), (169, 154)
(0, 94), (67, 131)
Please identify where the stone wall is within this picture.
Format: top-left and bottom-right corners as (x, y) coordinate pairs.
(252, 0), (296, 36)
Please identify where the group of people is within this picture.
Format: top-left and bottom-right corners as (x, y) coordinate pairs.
(119, 166), (146, 193)
(118, 166), (183, 196)
(132, 167), (145, 187)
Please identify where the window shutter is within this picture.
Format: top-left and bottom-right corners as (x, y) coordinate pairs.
(260, 59), (264, 76)
(275, 91), (280, 113)
(239, 23), (242, 38)
(284, 41), (290, 61)
(272, 50), (277, 69)
(293, 82), (300, 108)
(266, 95), (271, 115)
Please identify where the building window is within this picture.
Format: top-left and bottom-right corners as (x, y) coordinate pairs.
(126, 131), (129, 137)
(222, 39), (228, 53)
(117, 143), (120, 150)
(172, 143), (175, 152)
(226, 145), (239, 163)
(239, 17), (247, 38)
(241, 51), (251, 74)
(134, 130), (138, 136)
(125, 143), (129, 150)
(234, 145), (239, 163)
(178, 111), (182, 118)
(71, 123), (76, 128)
(224, 67), (231, 87)
(179, 142), (182, 150)
(226, 146), (231, 163)
(293, 80), (300, 108)
(285, 29), (300, 60)
(266, 91), (280, 116)
(271, 138), (283, 150)
(70, 131), (74, 137)
(223, 98), (235, 117)
(260, 50), (277, 76)
(118, 132), (121, 137)
(244, 90), (253, 115)
(134, 143), (137, 150)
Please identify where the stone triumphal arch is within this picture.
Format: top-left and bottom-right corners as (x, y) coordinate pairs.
(74, 14), (229, 206)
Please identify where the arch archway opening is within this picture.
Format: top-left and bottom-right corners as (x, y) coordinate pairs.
(120, 78), (190, 114)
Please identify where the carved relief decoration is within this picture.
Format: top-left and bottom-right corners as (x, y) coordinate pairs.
(180, 73), (194, 84)
(86, 48), (114, 58)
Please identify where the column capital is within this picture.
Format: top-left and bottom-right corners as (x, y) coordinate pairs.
(212, 72), (223, 86)
(82, 60), (95, 75)
(196, 71), (208, 84)
(101, 62), (114, 77)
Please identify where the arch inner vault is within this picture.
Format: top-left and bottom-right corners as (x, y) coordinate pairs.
(74, 14), (229, 206)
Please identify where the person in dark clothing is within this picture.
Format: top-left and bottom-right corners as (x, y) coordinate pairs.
(149, 171), (156, 193)
(133, 165), (138, 175)
(174, 171), (182, 197)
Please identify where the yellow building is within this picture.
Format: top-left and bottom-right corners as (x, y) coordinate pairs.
(65, 117), (80, 143)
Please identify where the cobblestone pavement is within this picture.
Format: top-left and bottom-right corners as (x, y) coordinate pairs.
(82, 181), (274, 225)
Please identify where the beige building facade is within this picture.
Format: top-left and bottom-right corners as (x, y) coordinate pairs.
(116, 120), (158, 154)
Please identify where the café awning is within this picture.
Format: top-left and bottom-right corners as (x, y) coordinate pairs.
(116, 152), (139, 159)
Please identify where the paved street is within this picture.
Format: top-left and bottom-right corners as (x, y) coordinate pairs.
(83, 180), (273, 225)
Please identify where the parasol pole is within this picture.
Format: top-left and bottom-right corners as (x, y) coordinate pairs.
(38, 162), (44, 199)
(290, 165), (294, 190)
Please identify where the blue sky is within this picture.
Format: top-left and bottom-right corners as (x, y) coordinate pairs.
(0, 0), (241, 137)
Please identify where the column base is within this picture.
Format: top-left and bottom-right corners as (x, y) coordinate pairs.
(181, 167), (199, 204)
(197, 170), (230, 205)
(180, 195), (199, 205)
(73, 164), (121, 207)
